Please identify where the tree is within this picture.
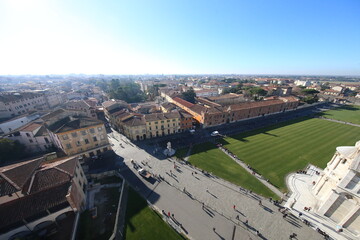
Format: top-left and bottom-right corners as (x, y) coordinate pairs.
(107, 81), (146, 103)
(301, 89), (320, 95)
(182, 88), (196, 103)
(249, 87), (267, 96)
(0, 139), (27, 164)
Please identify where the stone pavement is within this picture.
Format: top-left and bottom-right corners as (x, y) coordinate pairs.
(110, 130), (324, 240)
(285, 165), (357, 240)
(217, 145), (285, 198)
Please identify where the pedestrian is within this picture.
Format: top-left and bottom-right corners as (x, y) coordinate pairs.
(299, 212), (303, 217)
(191, 172), (193, 176)
(172, 213), (174, 218)
(202, 203), (204, 209)
(259, 200), (262, 206)
(233, 205), (236, 210)
(236, 215), (239, 220)
(245, 219), (248, 224)
(213, 227), (216, 232)
(168, 212), (170, 217)
(170, 170), (172, 176)
(183, 187), (186, 193)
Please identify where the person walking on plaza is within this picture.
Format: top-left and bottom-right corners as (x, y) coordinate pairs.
(233, 205), (236, 210)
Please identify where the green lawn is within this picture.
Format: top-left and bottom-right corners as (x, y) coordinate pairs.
(124, 188), (185, 240)
(219, 118), (360, 192)
(188, 142), (279, 199)
(320, 105), (360, 125)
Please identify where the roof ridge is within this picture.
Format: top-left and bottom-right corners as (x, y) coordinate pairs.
(54, 166), (73, 177)
(0, 172), (21, 191)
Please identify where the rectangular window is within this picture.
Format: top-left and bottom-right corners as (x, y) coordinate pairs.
(90, 128), (95, 133)
(81, 130), (87, 136)
(66, 143), (72, 149)
(172, 119), (175, 121)
(161, 121), (164, 123)
(93, 136), (97, 142)
(71, 132), (77, 137)
(44, 137), (49, 143)
(84, 139), (89, 144)
(62, 134), (69, 140)
(155, 121), (158, 124)
(167, 120), (170, 122)
(29, 139), (33, 143)
(76, 141), (81, 146)
(26, 133), (30, 137)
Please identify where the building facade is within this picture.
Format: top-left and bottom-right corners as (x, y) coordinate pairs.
(144, 112), (181, 138)
(47, 117), (110, 158)
(313, 141), (360, 235)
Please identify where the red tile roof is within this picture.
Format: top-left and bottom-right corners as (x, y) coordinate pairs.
(173, 97), (194, 108)
(0, 182), (71, 232)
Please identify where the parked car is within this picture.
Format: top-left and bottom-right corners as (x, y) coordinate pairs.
(211, 131), (219, 137)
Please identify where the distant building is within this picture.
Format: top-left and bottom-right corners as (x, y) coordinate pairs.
(313, 141), (360, 235)
(0, 113), (42, 135)
(63, 100), (97, 119)
(294, 80), (311, 87)
(0, 155), (87, 240)
(0, 92), (47, 119)
(205, 93), (246, 105)
(194, 89), (219, 97)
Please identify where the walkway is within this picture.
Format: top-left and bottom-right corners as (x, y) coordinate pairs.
(183, 145), (193, 162)
(318, 117), (360, 127)
(217, 145), (285, 198)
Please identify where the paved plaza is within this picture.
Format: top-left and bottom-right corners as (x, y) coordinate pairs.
(109, 130), (324, 240)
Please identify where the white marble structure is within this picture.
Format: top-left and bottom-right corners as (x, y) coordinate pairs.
(313, 140), (360, 235)
(163, 141), (175, 157)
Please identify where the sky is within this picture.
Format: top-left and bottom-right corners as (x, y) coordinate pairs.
(0, 0), (359, 75)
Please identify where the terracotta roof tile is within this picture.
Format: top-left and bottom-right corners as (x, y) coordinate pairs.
(0, 182), (71, 232)
(173, 97), (194, 108)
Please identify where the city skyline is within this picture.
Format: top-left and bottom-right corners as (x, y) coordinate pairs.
(0, 0), (359, 76)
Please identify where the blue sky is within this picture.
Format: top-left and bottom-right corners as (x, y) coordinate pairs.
(0, 0), (359, 75)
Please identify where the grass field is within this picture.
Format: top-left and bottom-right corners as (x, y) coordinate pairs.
(219, 118), (360, 192)
(320, 105), (360, 125)
(124, 188), (185, 240)
(188, 142), (279, 199)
